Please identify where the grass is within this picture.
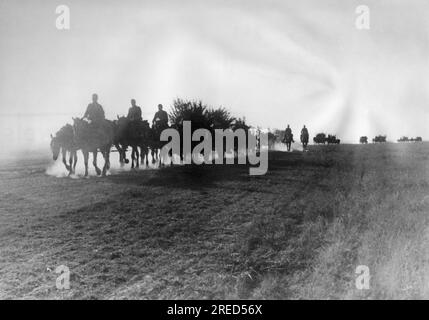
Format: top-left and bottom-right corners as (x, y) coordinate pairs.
(1, 143), (429, 299)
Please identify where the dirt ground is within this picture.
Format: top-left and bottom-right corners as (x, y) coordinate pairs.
(1, 143), (429, 299)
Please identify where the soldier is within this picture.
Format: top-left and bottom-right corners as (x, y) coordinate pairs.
(285, 125), (293, 140)
(152, 104), (168, 128)
(81, 93), (108, 142)
(127, 99), (142, 122)
(301, 125), (309, 150)
(285, 125), (292, 136)
(83, 93), (105, 124)
(301, 125), (308, 137)
(283, 124), (294, 151)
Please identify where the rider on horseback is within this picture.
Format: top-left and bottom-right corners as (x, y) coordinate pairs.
(83, 93), (108, 140)
(301, 125), (309, 137)
(301, 125), (309, 150)
(284, 125), (294, 143)
(126, 98), (145, 140)
(152, 104), (168, 129)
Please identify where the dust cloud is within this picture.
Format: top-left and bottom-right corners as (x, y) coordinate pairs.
(272, 142), (303, 152)
(45, 149), (162, 178)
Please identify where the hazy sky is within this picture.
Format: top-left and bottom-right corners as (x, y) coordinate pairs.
(0, 0), (428, 149)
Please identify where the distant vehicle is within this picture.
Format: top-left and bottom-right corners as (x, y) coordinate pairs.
(373, 135), (387, 143)
(410, 137), (423, 142)
(397, 136), (422, 142)
(326, 134), (340, 144)
(313, 133), (340, 145)
(397, 136), (409, 142)
(313, 133), (326, 144)
(359, 136), (368, 144)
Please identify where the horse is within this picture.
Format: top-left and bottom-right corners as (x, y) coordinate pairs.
(72, 118), (114, 177)
(138, 120), (152, 166)
(112, 117), (129, 166)
(149, 121), (170, 166)
(301, 131), (309, 150)
(283, 131), (294, 152)
(50, 124), (77, 175)
(123, 119), (152, 168)
(114, 116), (148, 169)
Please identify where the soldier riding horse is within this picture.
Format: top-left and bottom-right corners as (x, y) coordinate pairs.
(72, 93), (114, 176)
(150, 104), (170, 165)
(300, 125), (309, 151)
(282, 125), (294, 152)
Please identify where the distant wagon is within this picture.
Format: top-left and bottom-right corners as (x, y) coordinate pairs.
(397, 136), (422, 143)
(409, 137), (423, 142)
(359, 136), (368, 144)
(397, 136), (409, 142)
(313, 133), (326, 144)
(326, 134), (340, 145)
(313, 133), (340, 145)
(372, 135), (387, 143)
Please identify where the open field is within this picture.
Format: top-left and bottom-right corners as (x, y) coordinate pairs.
(1, 143), (429, 299)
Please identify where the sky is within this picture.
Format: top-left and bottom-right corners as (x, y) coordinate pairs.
(0, 0), (428, 153)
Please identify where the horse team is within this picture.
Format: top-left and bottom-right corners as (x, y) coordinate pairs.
(50, 117), (167, 177)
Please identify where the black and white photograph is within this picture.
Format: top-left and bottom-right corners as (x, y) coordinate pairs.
(1, 0), (429, 306)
